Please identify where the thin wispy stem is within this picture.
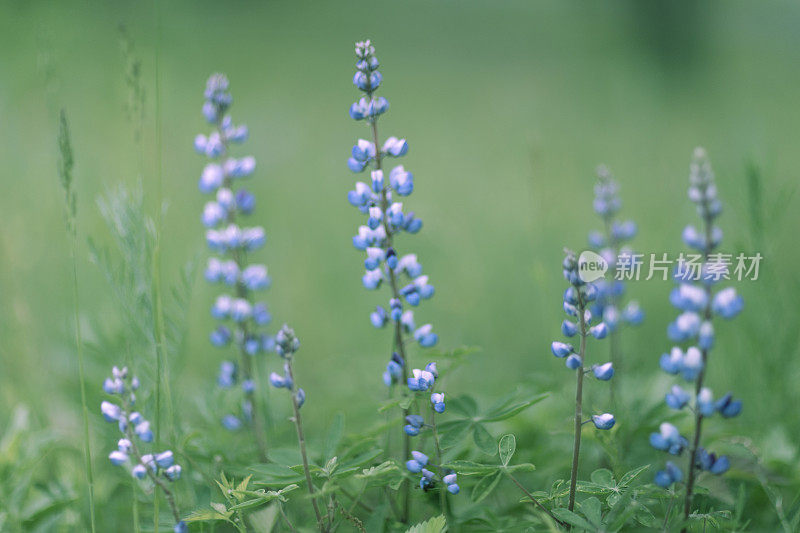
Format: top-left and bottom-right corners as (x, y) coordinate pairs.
(58, 109), (97, 533)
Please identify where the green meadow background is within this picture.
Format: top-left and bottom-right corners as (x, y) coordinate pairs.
(1, 0), (799, 529)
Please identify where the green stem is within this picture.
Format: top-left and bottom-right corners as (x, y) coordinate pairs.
(568, 292), (588, 513)
(285, 357), (325, 531)
(682, 211), (715, 531)
(69, 233), (97, 533)
(504, 470), (565, 527)
(152, 0), (168, 528)
(430, 408), (448, 521)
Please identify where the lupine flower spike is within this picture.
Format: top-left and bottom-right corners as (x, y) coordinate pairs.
(651, 149), (743, 527)
(404, 361), (460, 517)
(195, 73), (271, 460)
(347, 39), (437, 521)
(552, 250), (614, 512)
(100, 366), (185, 532)
(269, 325), (325, 530)
(588, 165), (644, 398)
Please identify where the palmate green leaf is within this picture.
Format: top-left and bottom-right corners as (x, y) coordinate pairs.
(448, 395), (478, 417)
(247, 504), (280, 533)
(357, 460), (405, 488)
(471, 470), (503, 503)
(499, 434), (516, 466)
(618, 464), (650, 487)
(438, 419), (472, 450)
(590, 468), (615, 487)
(480, 393), (549, 422)
(605, 493), (636, 531)
(229, 484), (299, 510)
(579, 497), (602, 527)
(473, 424), (496, 455)
(576, 481), (613, 495)
(552, 508), (594, 530)
(405, 514), (446, 533)
(634, 504), (657, 528)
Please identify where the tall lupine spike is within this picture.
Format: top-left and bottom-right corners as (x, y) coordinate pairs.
(268, 325), (325, 529)
(195, 73), (271, 461)
(587, 165), (644, 396)
(650, 149), (744, 528)
(99, 367), (185, 532)
(552, 250), (614, 513)
(346, 40), (439, 522)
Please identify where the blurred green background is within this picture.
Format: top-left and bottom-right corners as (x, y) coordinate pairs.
(2, 0), (800, 529)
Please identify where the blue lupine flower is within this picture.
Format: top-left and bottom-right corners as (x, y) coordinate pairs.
(404, 413), (425, 436)
(649, 423), (688, 455)
(698, 321), (714, 350)
(407, 368), (435, 391)
(132, 464), (147, 479)
(109, 450), (128, 465)
(551, 341), (573, 358)
(155, 451), (174, 469)
(697, 387), (715, 417)
(592, 362), (614, 381)
(665, 385), (690, 410)
(712, 287), (744, 319)
(654, 461), (683, 488)
(652, 148), (744, 496)
(715, 393), (742, 418)
(589, 323), (608, 339)
(565, 354), (582, 370)
(431, 392), (446, 413)
(592, 413), (616, 430)
(196, 74), (274, 434)
(222, 415), (242, 431)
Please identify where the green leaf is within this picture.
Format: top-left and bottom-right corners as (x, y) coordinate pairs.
(442, 460), (498, 476)
(481, 393), (548, 422)
(590, 468), (615, 488)
(324, 413), (345, 459)
(405, 514), (446, 533)
(473, 424), (497, 455)
(249, 463), (304, 484)
(357, 461), (405, 488)
(184, 506), (234, 523)
(580, 497), (602, 527)
(247, 504), (280, 533)
(499, 434), (516, 466)
(506, 463), (536, 473)
(438, 419), (472, 450)
(551, 508), (594, 530)
(618, 464), (649, 487)
(449, 395), (478, 416)
(634, 505), (657, 527)
(471, 471), (503, 503)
